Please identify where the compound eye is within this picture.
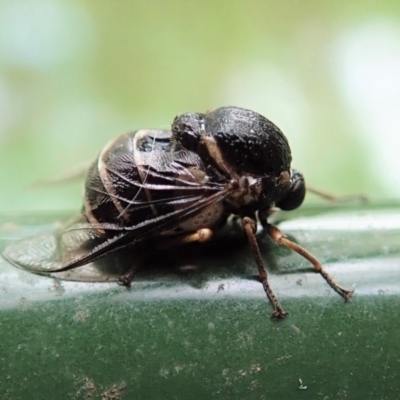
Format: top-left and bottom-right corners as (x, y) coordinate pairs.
(172, 113), (204, 152)
(276, 170), (306, 211)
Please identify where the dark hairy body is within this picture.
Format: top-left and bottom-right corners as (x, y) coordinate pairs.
(3, 107), (353, 318)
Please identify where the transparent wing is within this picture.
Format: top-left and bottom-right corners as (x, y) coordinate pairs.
(2, 217), (129, 281)
(2, 154), (233, 281)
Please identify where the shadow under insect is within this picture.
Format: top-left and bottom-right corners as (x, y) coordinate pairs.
(93, 221), (322, 289)
(1, 216), (295, 285)
(94, 222), (258, 287)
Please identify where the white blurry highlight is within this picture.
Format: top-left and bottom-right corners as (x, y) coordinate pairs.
(332, 20), (400, 196)
(0, 0), (94, 69)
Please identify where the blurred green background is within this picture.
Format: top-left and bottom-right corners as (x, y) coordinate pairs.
(1, 0), (400, 212)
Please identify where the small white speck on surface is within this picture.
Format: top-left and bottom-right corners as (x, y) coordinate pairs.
(298, 378), (308, 390)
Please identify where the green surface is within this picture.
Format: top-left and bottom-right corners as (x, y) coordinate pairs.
(0, 203), (399, 399)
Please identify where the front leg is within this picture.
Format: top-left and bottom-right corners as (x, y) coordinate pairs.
(241, 216), (288, 319)
(306, 186), (367, 203)
(265, 223), (353, 301)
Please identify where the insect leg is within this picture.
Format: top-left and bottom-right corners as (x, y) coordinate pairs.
(29, 162), (90, 188)
(307, 186), (367, 203)
(157, 228), (214, 249)
(265, 223), (354, 301)
(118, 266), (137, 288)
(178, 228), (214, 244)
(241, 216), (288, 319)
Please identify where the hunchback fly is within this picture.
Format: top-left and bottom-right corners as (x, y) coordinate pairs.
(2, 106), (353, 318)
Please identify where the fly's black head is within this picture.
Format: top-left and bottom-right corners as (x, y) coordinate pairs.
(276, 169), (306, 211)
(172, 112), (205, 152)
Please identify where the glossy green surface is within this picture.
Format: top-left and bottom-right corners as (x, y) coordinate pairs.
(0, 203), (399, 399)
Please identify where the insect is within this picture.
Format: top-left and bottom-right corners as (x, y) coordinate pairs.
(2, 106), (353, 318)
